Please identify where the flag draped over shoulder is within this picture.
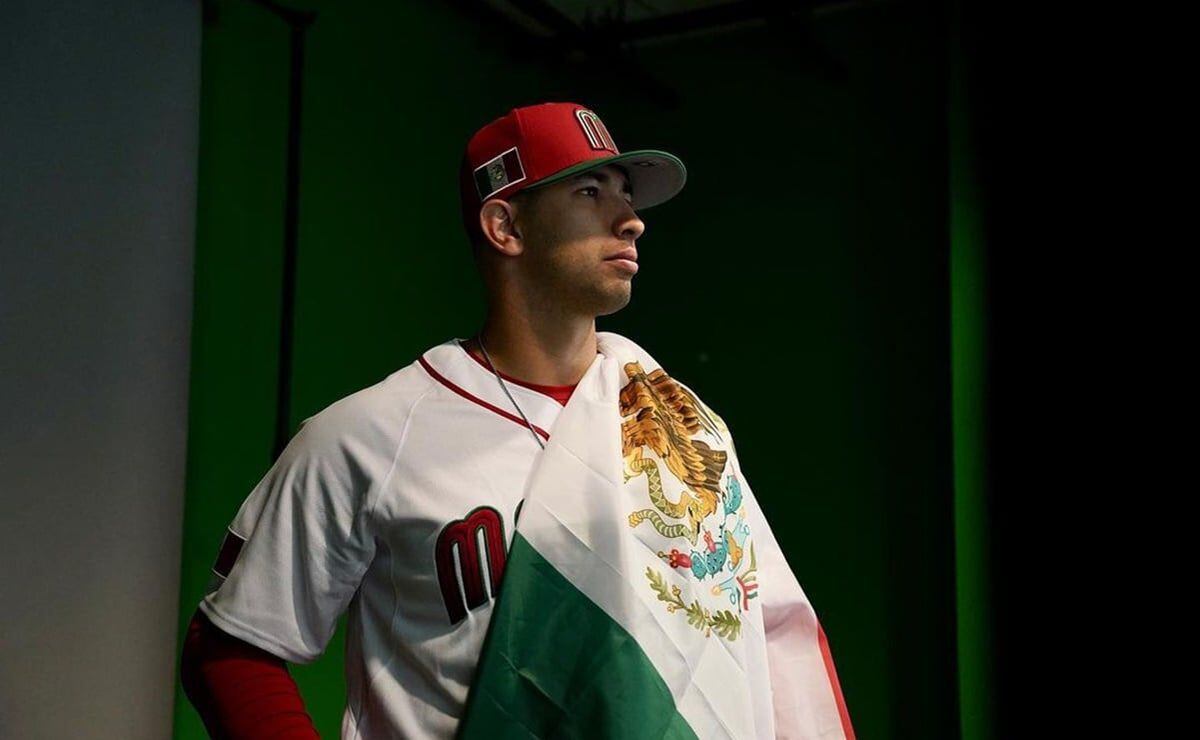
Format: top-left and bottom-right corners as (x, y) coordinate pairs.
(456, 332), (855, 740)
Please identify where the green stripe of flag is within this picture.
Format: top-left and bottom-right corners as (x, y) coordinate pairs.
(457, 532), (697, 739)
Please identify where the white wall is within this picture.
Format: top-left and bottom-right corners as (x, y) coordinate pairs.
(0, 2), (200, 736)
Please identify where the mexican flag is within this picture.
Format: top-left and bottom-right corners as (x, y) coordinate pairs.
(457, 333), (855, 739)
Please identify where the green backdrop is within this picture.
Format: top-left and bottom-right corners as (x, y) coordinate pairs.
(173, 1), (985, 737)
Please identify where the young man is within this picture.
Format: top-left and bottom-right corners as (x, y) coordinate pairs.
(181, 102), (855, 739)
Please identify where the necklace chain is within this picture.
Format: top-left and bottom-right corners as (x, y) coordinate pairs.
(475, 333), (546, 451)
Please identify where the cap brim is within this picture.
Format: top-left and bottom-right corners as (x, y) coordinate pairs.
(522, 150), (687, 210)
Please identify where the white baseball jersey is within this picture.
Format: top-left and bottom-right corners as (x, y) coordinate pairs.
(200, 335), (579, 739)
(198, 333), (826, 739)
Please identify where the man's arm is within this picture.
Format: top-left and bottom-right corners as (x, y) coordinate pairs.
(180, 607), (319, 739)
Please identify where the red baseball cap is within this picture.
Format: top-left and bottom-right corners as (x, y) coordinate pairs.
(458, 102), (687, 232)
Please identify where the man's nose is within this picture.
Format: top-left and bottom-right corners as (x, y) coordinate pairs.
(617, 206), (645, 241)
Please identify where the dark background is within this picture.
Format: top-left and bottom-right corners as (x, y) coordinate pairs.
(174, 1), (953, 737)
(1, 0), (1133, 737)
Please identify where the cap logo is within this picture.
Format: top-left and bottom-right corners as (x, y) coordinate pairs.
(474, 146), (526, 201)
(575, 109), (619, 153)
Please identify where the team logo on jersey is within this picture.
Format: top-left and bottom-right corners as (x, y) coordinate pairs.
(435, 505), (510, 625)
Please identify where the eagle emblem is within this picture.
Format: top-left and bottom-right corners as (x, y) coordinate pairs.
(619, 361), (759, 640)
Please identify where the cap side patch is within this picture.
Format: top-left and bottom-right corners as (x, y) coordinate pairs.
(474, 146), (526, 201)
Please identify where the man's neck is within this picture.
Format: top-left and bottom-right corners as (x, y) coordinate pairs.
(464, 313), (598, 387)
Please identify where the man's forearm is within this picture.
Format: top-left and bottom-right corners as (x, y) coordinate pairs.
(180, 608), (320, 739)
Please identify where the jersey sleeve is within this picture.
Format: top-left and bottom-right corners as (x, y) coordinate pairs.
(731, 443), (857, 740)
(199, 407), (383, 664)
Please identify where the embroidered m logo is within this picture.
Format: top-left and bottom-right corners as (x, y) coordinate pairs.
(435, 505), (508, 625)
(575, 109), (619, 153)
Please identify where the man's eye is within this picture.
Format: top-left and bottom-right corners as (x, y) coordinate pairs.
(580, 186), (634, 207)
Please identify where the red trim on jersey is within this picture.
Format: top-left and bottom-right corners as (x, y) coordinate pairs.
(816, 619), (857, 739)
(418, 355), (551, 439)
(538, 384), (574, 406)
(461, 346), (579, 395)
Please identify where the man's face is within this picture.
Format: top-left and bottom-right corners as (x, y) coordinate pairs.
(512, 164), (645, 318)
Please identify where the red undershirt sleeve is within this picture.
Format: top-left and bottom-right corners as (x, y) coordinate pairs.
(180, 608), (320, 739)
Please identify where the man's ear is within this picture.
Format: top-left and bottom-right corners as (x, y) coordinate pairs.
(479, 199), (524, 256)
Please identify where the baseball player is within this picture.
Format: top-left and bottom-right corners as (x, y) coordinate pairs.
(180, 102), (854, 739)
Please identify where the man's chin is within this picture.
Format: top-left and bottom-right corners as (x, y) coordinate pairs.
(593, 285), (632, 317)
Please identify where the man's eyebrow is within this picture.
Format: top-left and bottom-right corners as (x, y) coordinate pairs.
(572, 169), (633, 194)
